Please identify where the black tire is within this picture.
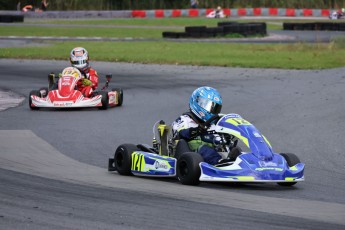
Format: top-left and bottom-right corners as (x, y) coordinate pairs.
(229, 146), (242, 161)
(29, 90), (40, 110)
(112, 88), (123, 106)
(278, 153), (301, 186)
(174, 139), (191, 160)
(114, 144), (139, 176)
(98, 91), (109, 110)
(177, 152), (203, 185)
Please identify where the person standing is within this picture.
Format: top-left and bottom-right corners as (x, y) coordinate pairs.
(41, 0), (48, 11)
(190, 0), (198, 9)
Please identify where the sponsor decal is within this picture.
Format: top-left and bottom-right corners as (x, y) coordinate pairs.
(53, 101), (73, 107)
(154, 160), (168, 170)
(109, 95), (116, 104)
(253, 132), (261, 138)
(75, 50), (83, 57)
(225, 113), (241, 119)
(214, 97), (219, 102)
(255, 167), (283, 172)
(62, 81), (70, 86)
(259, 160), (278, 167)
(199, 111), (205, 117)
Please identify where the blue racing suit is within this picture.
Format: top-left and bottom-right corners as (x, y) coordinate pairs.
(172, 113), (222, 165)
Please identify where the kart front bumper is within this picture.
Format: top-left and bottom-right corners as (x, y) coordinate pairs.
(30, 95), (102, 108)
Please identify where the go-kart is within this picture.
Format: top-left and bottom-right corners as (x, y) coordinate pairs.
(29, 69), (123, 110)
(108, 113), (305, 186)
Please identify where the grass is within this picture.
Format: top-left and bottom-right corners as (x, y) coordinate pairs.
(1, 18), (345, 69)
(0, 26), (179, 38)
(25, 17), (283, 30)
(1, 41), (344, 69)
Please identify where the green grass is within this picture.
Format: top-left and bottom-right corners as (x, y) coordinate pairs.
(2, 18), (345, 69)
(24, 18), (283, 30)
(1, 41), (344, 69)
(0, 26), (179, 38)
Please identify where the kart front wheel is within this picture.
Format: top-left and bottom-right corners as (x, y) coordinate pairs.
(112, 88), (123, 106)
(278, 153), (301, 187)
(29, 90), (40, 110)
(99, 91), (109, 110)
(177, 152), (203, 185)
(114, 144), (139, 176)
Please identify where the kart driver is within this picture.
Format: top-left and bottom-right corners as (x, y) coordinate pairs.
(172, 86), (234, 165)
(70, 47), (99, 97)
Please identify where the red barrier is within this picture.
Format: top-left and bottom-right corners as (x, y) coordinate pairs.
(269, 8), (278, 16)
(223, 8), (231, 17)
(303, 9), (313, 16)
(132, 10), (146, 18)
(131, 8), (330, 18)
(155, 10), (164, 18)
(238, 8), (246, 16)
(253, 8), (261, 16)
(206, 9), (213, 15)
(321, 9), (330, 16)
(189, 9), (199, 17)
(286, 8), (296, 16)
(172, 9), (181, 17)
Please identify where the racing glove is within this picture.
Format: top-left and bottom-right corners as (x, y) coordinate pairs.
(81, 78), (92, 86)
(189, 125), (208, 138)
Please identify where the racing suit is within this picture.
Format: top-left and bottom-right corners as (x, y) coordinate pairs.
(77, 67), (99, 97)
(172, 112), (222, 165)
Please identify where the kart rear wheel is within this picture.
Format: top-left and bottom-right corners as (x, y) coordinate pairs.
(98, 91), (109, 110)
(278, 153), (301, 187)
(112, 88), (123, 106)
(29, 90), (40, 110)
(177, 152), (203, 185)
(114, 144), (139, 176)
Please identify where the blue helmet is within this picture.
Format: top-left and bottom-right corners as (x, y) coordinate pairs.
(189, 86), (222, 122)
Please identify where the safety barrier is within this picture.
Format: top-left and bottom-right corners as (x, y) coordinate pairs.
(0, 15), (24, 22)
(132, 8), (331, 18)
(162, 22), (267, 39)
(283, 22), (345, 31)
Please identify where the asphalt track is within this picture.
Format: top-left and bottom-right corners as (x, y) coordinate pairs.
(0, 59), (345, 229)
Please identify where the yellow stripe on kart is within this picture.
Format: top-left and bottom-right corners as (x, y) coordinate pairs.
(227, 176), (255, 181)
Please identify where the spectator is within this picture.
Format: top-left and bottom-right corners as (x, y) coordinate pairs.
(190, 0), (198, 9)
(41, 0), (48, 11)
(17, 2), (21, 11)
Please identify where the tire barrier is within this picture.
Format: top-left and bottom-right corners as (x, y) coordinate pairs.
(162, 22), (267, 39)
(283, 22), (345, 31)
(0, 15), (24, 23)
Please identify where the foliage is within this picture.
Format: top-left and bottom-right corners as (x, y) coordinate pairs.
(1, 0), (345, 10)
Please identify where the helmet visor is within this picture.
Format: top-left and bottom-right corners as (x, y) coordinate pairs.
(197, 97), (222, 114)
(71, 60), (87, 66)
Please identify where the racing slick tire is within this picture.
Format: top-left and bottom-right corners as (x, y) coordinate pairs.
(114, 144), (139, 176)
(29, 90), (40, 110)
(278, 153), (301, 186)
(99, 91), (109, 110)
(174, 139), (191, 160)
(112, 88), (123, 106)
(177, 152), (203, 185)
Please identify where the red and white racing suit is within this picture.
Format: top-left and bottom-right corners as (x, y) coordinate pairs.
(77, 67), (99, 97)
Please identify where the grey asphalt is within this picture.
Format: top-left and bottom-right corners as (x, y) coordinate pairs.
(0, 59), (345, 229)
